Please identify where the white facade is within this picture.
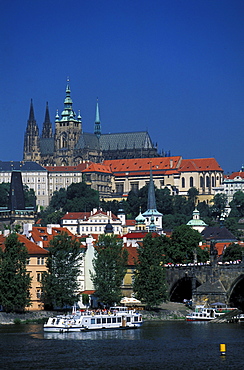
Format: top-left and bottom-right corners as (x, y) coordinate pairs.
(61, 209), (123, 236)
(0, 168), (49, 208)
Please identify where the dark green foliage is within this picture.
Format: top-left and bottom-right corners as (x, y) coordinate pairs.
(0, 233), (32, 312)
(41, 232), (82, 310)
(229, 191), (244, 218)
(49, 188), (67, 210)
(39, 207), (65, 227)
(222, 243), (243, 262)
(64, 182), (99, 212)
(0, 183), (10, 207)
(23, 186), (36, 208)
(91, 234), (128, 307)
(164, 225), (207, 264)
(82, 293), (90, 307)
(133, 233), (167, 308)
(162, 214), (189, 230)
(156, 187), (173, 215)
(210, 194), (227, 220)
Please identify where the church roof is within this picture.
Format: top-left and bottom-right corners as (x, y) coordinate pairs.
(178, 158), (223, 172)
(201, 226), (236, 242)
(99, 131), (154, 151)
(75, 132), (100, 151)
(104, 156), (181, 176)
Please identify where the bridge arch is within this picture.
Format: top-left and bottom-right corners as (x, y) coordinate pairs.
(169, 277), (201, 302)
(228, 274), (244, 310)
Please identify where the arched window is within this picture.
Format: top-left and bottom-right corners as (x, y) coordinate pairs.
(200, 176), (204, 188)
(206, 176), (210, 187)
(182, 177), (185, 188)
(190, 177), (194, 187)
(212, 176), (215, 187)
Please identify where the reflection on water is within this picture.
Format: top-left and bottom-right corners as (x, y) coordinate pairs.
(43, 328), (142, 341)
(1, 322), (244, 369)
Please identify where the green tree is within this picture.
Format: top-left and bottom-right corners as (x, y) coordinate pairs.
(166, 225), (207, 264)
(23, 186), (36, 208)
(91, 234), (128, 307)
(64, 182), (99, 212)
(42, 232), (82, 310)
(229, 191), (244, 218)
(222, 243), (243, 262)
(49, 188), (67, 210)
(187, 187), (199, 206)
(133, 233), (167, 308)
(0, 233), (32, 312)
(210, 194), (227, 220)
(156, 187), (173, 215)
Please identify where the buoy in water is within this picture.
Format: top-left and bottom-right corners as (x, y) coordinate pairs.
(220, 343), (226, 356)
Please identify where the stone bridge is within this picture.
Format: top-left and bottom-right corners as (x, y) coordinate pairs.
(165, 262), (244, 308)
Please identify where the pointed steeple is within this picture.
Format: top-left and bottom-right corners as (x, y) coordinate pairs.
(23, 99), (40, 161)
(60, 77), (76, 120)
(142, 163), (163, 232)
(147, 164), (157, 211)
(28, 99), (35, 122)
(42, 102), (53, 138)
(94, 98), (101, 138)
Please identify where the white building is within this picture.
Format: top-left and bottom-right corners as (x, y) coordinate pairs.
(0, 161), (48, 208)
(61, 208), (123, 236)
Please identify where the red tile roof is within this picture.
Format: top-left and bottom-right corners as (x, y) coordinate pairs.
(124, 245), (138, 265)
(30, 226), (80, 249)
(82, 163), (112, 174)
(104, 156), (182, 176)
(62, 210), (119, 221)
(178, 158), (223, 172)
(225, 171), (244, 180)
(0, 234), (48, 255)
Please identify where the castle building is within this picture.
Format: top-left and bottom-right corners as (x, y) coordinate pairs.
(23, 81), (159, 166)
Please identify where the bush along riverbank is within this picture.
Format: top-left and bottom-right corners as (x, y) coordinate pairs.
(142, 302), (191, 321)
(0, 302), (191, 325)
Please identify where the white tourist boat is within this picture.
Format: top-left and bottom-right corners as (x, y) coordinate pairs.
(186, 303), (238, 322)
(44, 306), (143, 332)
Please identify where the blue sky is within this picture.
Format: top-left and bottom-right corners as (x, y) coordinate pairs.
(1, 0), (243, 173)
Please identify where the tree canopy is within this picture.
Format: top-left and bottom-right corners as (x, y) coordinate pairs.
(222, 243), (243, 262)
(41, 232), (82, 310)
(91, 234), (128, 307)
(133, 233), (167, 308)
(163, 225), (208, 264)
(0, 233), (32, 312)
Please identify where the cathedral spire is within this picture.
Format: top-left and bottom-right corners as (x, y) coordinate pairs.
(42, 102), (53, 138)
(94, 98), (101, 138)
(28, 99), (35, 122)
(23, 99), (40, 162)
(147, 163), (157, 211)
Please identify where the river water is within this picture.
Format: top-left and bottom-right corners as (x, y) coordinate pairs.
(0, 321), (244, 369)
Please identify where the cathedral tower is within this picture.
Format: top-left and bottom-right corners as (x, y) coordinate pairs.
(23, 99), (40, 162)
(42, 102), (53, 138)
(54, 80), (82, 165)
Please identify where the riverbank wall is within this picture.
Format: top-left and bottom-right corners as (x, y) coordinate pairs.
(0, 302), (191, 324)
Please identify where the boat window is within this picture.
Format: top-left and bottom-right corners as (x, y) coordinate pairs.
(102, 318), (106, 324)
(117, 317), (121, 323)
(97, 318), (101, 324)
(126, 317), (131, 322)
(112, 317), (116, 323)
(107, 317), (111, 323)
(91, 318), (95, 324)
(134, 316), (138, 322)
(57, 319), (60, 324)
